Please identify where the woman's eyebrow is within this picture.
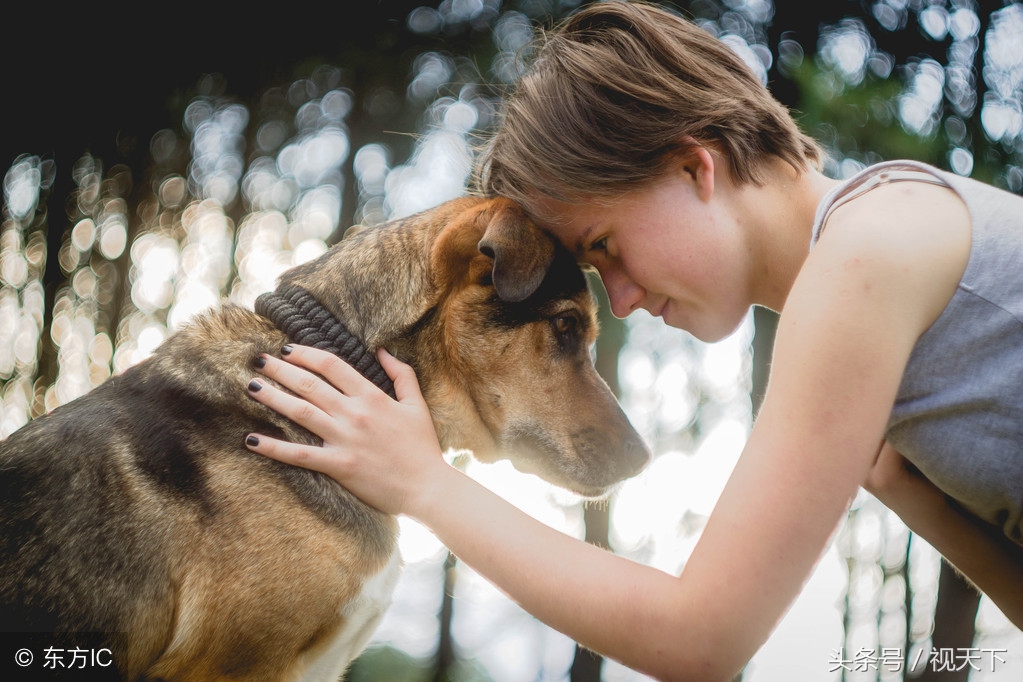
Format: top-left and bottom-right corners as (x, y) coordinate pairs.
(570, 222), (600, 259)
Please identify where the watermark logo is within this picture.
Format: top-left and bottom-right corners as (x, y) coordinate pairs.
(10, 645), (113, 672)
(829, 646), (1007, 674)
(14, 648), (33, 667)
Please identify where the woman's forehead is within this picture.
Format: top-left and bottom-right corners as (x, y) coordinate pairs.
(525, 195), (608, 257)
(525, 192), (609, 227)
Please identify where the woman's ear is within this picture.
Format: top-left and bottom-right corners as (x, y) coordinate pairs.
(675, 137), (716, 204)
(690, 146), (715, 203)
(672, 137), (716, 203)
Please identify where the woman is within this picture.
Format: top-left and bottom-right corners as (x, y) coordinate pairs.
(243, 2), (1023, 679)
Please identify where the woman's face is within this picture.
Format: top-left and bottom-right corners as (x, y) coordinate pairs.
(530, 165), (754, 343)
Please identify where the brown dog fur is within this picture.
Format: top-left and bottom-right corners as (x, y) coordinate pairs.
(0, 196), (648, 680)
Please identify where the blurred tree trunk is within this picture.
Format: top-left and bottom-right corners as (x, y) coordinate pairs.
(569, 274), (626, 681)
(750, 307), (778, 419)
(915, 563), (981, 682)
(434, 551), (458, 682)
(730, 305), (781, 682)
(569, 501), (612, 681)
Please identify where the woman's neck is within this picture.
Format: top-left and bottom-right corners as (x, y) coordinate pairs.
(737, 163), (841, 312)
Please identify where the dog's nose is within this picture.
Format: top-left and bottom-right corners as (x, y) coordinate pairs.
(621, 437), (651, 476)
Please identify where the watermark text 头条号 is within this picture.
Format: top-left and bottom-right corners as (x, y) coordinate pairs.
(829, 646), (1007, 675)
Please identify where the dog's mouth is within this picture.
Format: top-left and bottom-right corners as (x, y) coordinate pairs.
(500, 423), (614, 499)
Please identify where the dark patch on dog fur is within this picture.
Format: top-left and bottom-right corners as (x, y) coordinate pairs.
(0, 431), (173, 674)
(486, 243), (589, 328)
(120, 377), (215, 509)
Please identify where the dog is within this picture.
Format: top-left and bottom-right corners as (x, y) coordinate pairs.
(0, 196), (649, 681)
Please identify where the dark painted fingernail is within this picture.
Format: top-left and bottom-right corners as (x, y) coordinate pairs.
(247, 379), (262, 392)
(246, 435), (260, 446)
(281, 344), (293, 355)
(252, 356), (266, 369)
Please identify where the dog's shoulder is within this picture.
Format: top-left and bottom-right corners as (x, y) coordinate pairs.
(0, 298), (397, 546)
(0, 304), (276, 518)
(150, 303), (284, 374)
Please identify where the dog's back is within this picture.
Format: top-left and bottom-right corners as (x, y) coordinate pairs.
(0, 306), (398, 680)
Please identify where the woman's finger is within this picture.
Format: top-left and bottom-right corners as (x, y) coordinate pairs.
(276, 344), (384, 399)
(256, 351), (342, 403)
(244, 431), (346, 477)
(377, 348), (428, 407)
(246, 376), (339, 437)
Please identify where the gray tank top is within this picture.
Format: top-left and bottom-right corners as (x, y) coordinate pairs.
(811, 160), (1023, 543)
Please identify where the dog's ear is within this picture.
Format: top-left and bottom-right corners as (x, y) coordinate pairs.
(477, 201), (555, 302)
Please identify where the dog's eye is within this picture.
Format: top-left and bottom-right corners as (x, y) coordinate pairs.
(551, 313), (578, 350)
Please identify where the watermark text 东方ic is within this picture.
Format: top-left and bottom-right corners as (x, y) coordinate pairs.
(13, 646), (113, 671)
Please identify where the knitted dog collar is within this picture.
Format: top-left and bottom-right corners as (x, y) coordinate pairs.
(254, 283), (396, 399)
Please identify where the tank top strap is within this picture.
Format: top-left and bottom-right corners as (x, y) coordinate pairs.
(812, 162), (951, 246)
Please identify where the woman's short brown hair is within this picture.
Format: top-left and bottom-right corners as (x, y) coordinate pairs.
(477, 0), (822, 213)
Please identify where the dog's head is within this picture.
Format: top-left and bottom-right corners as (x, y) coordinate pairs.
(417, 197), (649, 496)
(290, 196), (649, 496)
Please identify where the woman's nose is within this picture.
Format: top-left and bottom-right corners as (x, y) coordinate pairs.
(601, 266), (644, 319)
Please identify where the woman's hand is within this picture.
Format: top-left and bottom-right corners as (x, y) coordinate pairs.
(244, 344), (446, 517)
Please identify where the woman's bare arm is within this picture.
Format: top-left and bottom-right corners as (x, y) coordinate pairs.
(245, 182), (975, 680)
